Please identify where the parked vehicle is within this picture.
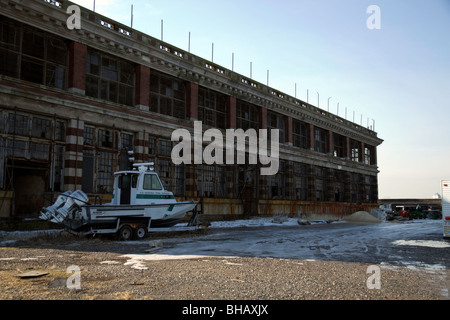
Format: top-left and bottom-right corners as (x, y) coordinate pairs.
(40, 163), (198, 240)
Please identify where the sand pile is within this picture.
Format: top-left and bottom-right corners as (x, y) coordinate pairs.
(344, 211), (382, 223)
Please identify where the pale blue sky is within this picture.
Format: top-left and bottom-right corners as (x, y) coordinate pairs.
(71, 0), (450, 199)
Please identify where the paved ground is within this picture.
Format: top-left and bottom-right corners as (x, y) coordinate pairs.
(0, 218), (448, 305)
(157, 219), (450, 269)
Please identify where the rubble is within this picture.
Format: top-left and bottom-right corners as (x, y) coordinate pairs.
(343, 211), (382, 223)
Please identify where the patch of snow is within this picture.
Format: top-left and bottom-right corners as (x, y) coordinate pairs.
(120, 253), (234, 266)
(100, 260), (120, 265)
(392, 240), (450, 248)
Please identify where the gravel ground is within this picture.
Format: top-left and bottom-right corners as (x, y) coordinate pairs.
(0, 231), (448, 301)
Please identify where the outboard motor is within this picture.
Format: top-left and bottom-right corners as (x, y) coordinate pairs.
(39, 191), (73, 221)
(51, 190), (89, 224)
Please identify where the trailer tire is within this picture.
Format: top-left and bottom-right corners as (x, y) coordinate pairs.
(134, 225), (147, 240)
(118, 225), (133, 241)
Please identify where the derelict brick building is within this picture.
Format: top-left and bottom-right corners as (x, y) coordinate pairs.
(0, 0), (383, 220)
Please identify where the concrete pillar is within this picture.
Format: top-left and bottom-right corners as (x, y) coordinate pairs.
(68, 42), (87, 95)
(64, 119), (84, 190)
(135, 65), (150, 111)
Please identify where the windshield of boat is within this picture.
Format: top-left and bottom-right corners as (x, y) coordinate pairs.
(143, 174), (163, 190)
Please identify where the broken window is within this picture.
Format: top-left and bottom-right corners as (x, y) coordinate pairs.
(7, 113), (29, 136)
(293, 162), (308, 200)
(236, 100), (259, 131)
(120, 133), (134, 150)
(196, 164), (220, 197)
(147, 135), (155, 155)
(198, 87), (227, 128)
(364, 145), (375, 165)
(97, 151), (115, 193)
(267, 111), (286, 144)
(333, 133), (346, 157)
(0, 16), (68, 89)
(314, 127), (327, 153)
(98, 129), (115, 148)
(55, 121), (66, 141)
(30, 142), (50, 160)
(157, 139), (172, 157)
(267, 161), (286, 199)
(157, 158), (171, 188)
(53, 145), (65, 191)
(216, 166), (226, 198)
(293, 119), (308, 149)
(350, 139), (360, 162)
(174, 164), (185, 196)
(86, 49), (135, 106)
(150, 71), (186, 119)
(32, 118), (51, 139)
(83, 126), (95, 146)
(350, 173), (360, 203)
(6, 139), (28, 158)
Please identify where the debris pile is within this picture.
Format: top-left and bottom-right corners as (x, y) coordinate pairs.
(343, 211), (382, 223)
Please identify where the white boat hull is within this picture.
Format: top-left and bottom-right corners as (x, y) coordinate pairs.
(40, 163), (200, 237)
(64, 201), (198, 232)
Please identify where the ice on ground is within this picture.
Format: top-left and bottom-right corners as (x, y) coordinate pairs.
(121, 253), (228, 266)
(392, 240), (450, 248)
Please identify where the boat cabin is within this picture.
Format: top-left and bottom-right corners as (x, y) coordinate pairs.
(110, 163), (176, 206)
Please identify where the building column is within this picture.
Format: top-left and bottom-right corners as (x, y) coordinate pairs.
(259, 107), (267, 130)
(372, 146), (378, 165)
(185, 165), (197, 198)
(345, 136), (351, 159)
(285, 116), (293, 146)
(227, 96), (236, 129)
(68, 42), (87, 95)
(327, 130), (334, 155)
(359, 141), (365, 163)
(135, 65), (150, 111)
(186, 82), (198, 120)
(134, 131), (146, 162)
(64, 119), (84, 191)
(308, 124), (315, 151)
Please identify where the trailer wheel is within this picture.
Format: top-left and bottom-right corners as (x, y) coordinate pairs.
(118, 225), (133, 241)
(134, 225), (147, 240)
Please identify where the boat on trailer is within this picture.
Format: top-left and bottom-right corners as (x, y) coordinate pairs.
(39, 163), (199, 240)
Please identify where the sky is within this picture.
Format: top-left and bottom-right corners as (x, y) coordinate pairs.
(70, 0), (450, 199)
